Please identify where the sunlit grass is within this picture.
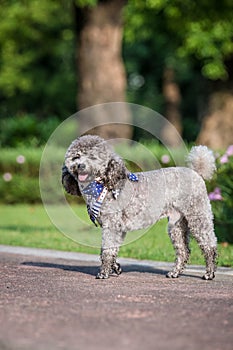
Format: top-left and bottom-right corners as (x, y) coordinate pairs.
(0, 204), (232, 267)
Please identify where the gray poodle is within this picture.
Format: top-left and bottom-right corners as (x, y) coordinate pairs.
(62, 135), (217, 280)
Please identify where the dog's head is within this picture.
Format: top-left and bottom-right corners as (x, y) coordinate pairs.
(62, 135), (127, 197)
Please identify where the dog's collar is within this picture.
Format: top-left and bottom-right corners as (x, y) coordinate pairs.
(83, 173), (138, 226)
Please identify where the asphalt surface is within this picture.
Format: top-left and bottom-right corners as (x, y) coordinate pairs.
(0, 246), (232, 350)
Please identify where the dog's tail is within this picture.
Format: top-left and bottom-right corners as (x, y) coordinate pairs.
(186, 145), (216, 180)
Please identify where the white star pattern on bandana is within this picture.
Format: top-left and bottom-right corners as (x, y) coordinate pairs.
(127, 173), (139, 182)
(82, 181), (104, 199)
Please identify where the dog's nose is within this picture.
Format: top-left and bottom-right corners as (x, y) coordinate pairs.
(78, 163), (86, 171)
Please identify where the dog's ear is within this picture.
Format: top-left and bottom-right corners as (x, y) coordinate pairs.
(104, 155), (127, 194)
(61, 165), (81, 196)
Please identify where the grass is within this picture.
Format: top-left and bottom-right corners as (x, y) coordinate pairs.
(0, 204), (232, 267)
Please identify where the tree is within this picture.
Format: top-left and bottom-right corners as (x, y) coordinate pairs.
(0, 0), (132, 139)
(1, 0), (233, 146)
(127, 0), (233, 81)
(0, 0), (76, 118)
(197, 92), (233, 149)
(124, 0), (233, 148)
(162, 67), (182, 146)
(74, 0), (132, 139)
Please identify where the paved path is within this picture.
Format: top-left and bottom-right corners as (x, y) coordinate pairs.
(0, 246), (232, 350)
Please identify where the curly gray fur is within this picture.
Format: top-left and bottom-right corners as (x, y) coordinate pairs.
(186, 145), (216, 180)
(63, 135), (217, 280)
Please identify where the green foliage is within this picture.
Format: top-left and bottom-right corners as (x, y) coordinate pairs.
(207, 146), (233, 243)
(0, 0), (76, 117)
(0, 147), (42, 203)
(119, 141), (186, 172)
(125, 0), (233, 80)
(74, 0), (97, 7)
(123, 1), (205, 139)
(1, 0), (233, 148)
(0, 115), (60, 147)
(0, 175), (40, 204)
(123, 0), (233, 141)
(0, 146), (83, 204)
(0, 147), (41, 175)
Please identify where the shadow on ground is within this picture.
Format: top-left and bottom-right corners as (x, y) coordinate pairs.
(20, 261), (203, 279)
(21, 261), (168, 277)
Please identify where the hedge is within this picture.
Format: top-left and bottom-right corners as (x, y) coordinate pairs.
(0, 148), (42, 203)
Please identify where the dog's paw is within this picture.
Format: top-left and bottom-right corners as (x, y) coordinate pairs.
(96, 272), (109, 279)
(111, 262), (122, 276)
(166, 271), (179, 278)
(202, 272), (215, 280)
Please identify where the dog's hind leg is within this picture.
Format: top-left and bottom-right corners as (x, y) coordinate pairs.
(166, 213), (190, 278)
(187, 214), (217, 280)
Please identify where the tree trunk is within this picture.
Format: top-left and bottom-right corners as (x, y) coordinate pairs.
(74, 0), (132, 139)
(162, 67), (183, 147)
(197, 92), (233, 150)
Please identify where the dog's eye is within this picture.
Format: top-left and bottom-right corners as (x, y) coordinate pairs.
(72, 154), (80, 161)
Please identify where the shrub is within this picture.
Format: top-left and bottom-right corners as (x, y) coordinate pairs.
(117, 141), (185, 171)
(0, 147), (83, 204)
(0, 148), (42, 203)
(207, 145), (233, 243)
(0, 175), (40, 204)
(0, 115), (60, 148)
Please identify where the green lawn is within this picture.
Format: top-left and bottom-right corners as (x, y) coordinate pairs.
(0, 204), (232, 267)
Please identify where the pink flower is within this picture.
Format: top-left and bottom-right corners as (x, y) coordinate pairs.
(220, 154), (228, 164)
(161, 154), (170, 164)
(226, 145), (233, 156)
(3, 173), (12, 182)
(208, 187), (223, 201)
(16, 155), (25, 164)
(214, 187), (221, 194)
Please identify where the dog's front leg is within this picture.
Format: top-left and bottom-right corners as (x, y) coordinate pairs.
(96, 227), (125, 279)
(96, 248), (119, 279)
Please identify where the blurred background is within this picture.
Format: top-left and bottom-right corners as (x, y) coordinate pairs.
(0, 0), (232, 247)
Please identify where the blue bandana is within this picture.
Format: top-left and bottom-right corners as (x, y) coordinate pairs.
(83, 181), (107, 226)
(82, 181), (104, 199)
(83, 173), (138, 226)
(128, 173), (139, 182)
